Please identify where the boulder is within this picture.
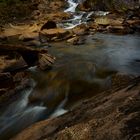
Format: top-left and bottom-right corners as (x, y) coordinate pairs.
(67, 36), (85, 45)
(0, 44), (54, 71)
(126, 19), (140, 32)
(107, 25), (132, 34)
(19, 32), (39, 41)
(40, 21), (57, 30)
(72, 24), (89, 35)
(40, 28), (72, 42)
(94, 17), (110, 26)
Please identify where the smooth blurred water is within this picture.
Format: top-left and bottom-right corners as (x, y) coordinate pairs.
(0, 0), (140, 139)
(0, 33), (139, 140)
(0, 88), (47, 140)
(29, 33), (140, 110)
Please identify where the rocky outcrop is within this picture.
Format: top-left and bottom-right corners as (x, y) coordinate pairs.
(12, 76), (140, 140)
(88, 12), (140, 34)
(0, 44), (54, 71)
(0, 43), (54, 115)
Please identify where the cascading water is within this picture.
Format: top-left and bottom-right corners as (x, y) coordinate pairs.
(63, 0), (83, 29)
(63, 0), (110, 29)
(0, 82), (47, 140)
(0, 75), (69, 139)
(64, 0), (78, 13)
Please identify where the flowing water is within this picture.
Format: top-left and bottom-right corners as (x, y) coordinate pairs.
(0, 0), (140, 140)
(62, 0), (109, 29)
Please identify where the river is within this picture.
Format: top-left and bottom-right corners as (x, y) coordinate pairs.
(0, 0), (140, 140)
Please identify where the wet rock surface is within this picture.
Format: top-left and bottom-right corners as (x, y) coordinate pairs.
(40, 28), (72, 42)
(12, 76), (140, 140)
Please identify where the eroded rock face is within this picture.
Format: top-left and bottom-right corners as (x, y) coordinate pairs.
(12, 76), (140, 140)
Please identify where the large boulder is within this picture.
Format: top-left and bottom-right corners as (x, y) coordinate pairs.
(39, 28), (72, 42)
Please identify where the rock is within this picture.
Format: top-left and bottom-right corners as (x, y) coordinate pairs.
(88, 22), (99, 31)
(13, 72), (28, 83)
(1, 24), (40, 38)
(19, 32), (38, 41)
(72, 24), (89, 35)
(40, 21), (57, 30)
(88, 14), (138, 34)
(0, 78), (33, 108)
(94, 16), (124, 26)
(67, 36), (85, 45)
(0, 44), (54, 71)
(95, 17), (110, 26)
(40, 28), (72, 42)
(38, 53), (55, 70)
(126, 19), (140, 32)
(25, 40), (41, 47)
(12, 76), (140, 140)
(0, 72), (14, 88)
(107, 25), (132, 34)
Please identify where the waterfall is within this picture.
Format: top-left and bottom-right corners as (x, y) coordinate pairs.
(0, 87), (46, 140)
(64, 0), (78, 13)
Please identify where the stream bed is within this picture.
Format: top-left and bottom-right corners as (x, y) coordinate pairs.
(0, 33), (140, 140)
(0, 0), (140, 139)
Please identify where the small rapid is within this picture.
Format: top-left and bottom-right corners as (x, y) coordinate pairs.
(0, 84), (47, 140)
(63, 0), (109, 29)
(64, 0), (78, 13)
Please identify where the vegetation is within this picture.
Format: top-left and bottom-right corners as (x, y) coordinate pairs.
(0, 0), (36, 25)
(82, 0), (139, 12)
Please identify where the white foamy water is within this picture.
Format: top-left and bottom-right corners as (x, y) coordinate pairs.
(64, 0), (110, 29)
(64, 0), (78, 13)
(50, 87), (68, 118)
(0, 88), (46, 139)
